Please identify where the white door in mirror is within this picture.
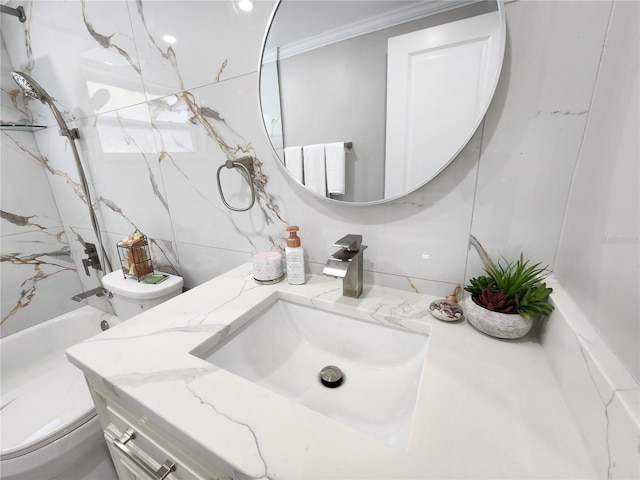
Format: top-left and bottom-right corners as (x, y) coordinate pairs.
(385, 12), (503, 199)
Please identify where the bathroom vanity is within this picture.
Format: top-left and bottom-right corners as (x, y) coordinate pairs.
(66, 264), (596, 480)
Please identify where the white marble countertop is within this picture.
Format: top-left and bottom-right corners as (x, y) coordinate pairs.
(66, 264), (596, 479)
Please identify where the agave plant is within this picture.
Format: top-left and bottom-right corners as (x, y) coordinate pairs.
(473, 288), (515, 313)
(465, 253), (554, 320)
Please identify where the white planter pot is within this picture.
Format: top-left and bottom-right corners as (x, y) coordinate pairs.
(462, 296), (533, 339)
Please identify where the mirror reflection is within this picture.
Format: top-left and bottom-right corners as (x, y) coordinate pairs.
(260, 0), (505, 204)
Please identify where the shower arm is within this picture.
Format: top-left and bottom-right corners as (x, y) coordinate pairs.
(1, 5), (26, 23)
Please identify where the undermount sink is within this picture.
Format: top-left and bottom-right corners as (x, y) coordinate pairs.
(198, 297), (430, 449)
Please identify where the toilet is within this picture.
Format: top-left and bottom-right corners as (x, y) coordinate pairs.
(102, 271), (184, 320)
(0, 272), (184, 480)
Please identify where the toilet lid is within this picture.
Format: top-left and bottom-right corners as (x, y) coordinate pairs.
(101, 271), (184, 300)
(0, 360), (95, 459)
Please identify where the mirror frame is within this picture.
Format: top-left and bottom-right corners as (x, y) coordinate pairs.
(258, 0), (506, 206)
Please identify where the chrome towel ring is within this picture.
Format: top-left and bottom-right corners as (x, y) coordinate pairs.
(216, 156), (256, 212)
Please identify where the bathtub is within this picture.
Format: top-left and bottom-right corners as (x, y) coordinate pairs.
(0, 305), (118, 480)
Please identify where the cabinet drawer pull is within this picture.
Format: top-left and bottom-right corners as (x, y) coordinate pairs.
(113, 428), (176, 479)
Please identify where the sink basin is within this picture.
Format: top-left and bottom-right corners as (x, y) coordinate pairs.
(199, 297), (430, 449)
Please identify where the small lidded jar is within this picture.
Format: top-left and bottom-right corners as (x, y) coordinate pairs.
(252, 251), (284, 284)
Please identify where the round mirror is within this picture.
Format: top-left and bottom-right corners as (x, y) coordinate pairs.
(259, 0), (505, 205)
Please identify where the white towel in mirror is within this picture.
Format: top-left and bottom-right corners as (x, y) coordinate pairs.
(325, 142), (346, 195)
(284, 146), (303, 183)
(302, 144), (327, 196)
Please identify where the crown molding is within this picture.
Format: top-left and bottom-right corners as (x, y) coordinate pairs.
(263, 0), (479, 63)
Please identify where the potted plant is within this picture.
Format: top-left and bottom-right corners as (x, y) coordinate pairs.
(463, 254), (554, 339)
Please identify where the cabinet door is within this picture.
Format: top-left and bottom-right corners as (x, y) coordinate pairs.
(90, 382), (232, 480)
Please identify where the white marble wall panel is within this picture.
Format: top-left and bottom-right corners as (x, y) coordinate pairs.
(173, 242), (251, 289)
(30, 126), (96, 231)
(1, 38), (83, 336)
(1, 131), (62, 234)
(555, 0), (639, 382)
(547, 2), (640, 473)
(76, 103), (175, 241)
(1, 229), (83, 337)
(155, 74), (288, 254)
(2, 0), (146, 124)
(127, 0), (274, 95)
(467, 0), (613, 277)
(1, 37), (29, 125)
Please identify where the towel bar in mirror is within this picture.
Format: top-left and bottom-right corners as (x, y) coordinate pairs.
(259, 0), (506, 205)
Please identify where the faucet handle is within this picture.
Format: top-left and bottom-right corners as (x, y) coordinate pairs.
(334, 234), (363, 251)
(82, 258), (92, 276)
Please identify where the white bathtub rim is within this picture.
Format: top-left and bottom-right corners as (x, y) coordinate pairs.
(1, 304), (115, 339)
(0, 305), (118, 460)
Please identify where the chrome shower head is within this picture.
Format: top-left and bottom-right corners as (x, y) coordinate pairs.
(11, 71), (50, 103)
(10, 71), (71, 135)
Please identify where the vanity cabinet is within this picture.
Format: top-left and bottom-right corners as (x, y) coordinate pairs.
(87, 381), (232, 480)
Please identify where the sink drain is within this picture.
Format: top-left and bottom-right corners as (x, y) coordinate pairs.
(319, 365), (344, 388)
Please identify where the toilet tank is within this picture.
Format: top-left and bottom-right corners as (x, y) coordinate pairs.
(101, 271), (184, 321)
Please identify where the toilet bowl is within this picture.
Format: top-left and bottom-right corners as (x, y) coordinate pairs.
(1, 411), (113, 480)
(0, 307), (119, 480)
(102, 271), (184, 320)
(0, 273), (183, 480)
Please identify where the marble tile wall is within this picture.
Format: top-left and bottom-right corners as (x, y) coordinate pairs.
(554, 0), (639, 385)
(548, 2), (639, 477)
(1, 40), (85, 337)
(1, 0), (637, 475)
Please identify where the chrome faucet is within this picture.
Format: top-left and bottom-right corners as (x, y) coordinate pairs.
(72, 287), (111, 302)
(323, 234), (368, 298)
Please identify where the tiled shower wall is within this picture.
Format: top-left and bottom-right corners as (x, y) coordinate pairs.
(1, 39), (85, 336)
(0, 0), (636, 381)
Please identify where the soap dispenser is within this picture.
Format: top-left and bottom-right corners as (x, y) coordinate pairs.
(285, 225), (305, 285)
